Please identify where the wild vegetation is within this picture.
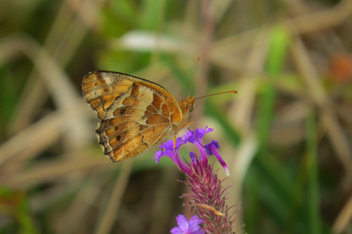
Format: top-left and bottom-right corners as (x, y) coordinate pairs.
(0, 0), (352, 233)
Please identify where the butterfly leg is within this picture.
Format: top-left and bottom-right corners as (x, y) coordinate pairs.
(173, 135), (178, 160)
(173, 135), (177, 149)
(183, 121), (194, 129)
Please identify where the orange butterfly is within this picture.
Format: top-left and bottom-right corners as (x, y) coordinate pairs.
(82, 71), (196, 162)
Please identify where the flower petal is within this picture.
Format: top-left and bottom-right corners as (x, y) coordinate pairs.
(170, 227), (184, 234)
(175, 215), (189, 231)
(183, 127), (213, 145)
(188, 215), (203, 231)
(153, 138), (191, 174)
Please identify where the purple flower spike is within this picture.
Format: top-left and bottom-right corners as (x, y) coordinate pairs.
(205, 140), (230, 176)
(156, 127), (237, 233)
(170, 215), (204, 234)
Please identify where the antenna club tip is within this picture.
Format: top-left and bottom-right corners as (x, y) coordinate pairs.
(233, 90), (238, 94)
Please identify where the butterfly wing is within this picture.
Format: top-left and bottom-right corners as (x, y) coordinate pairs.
(82, 71), (183, 162)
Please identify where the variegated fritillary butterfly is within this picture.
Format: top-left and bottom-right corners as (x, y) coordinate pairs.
(82, 71), (196, 162)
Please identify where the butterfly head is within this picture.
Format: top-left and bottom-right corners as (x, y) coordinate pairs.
(180, 96), (196, 115)
(174, 96), (196, 133)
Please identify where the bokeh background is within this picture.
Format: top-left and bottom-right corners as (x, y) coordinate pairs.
(1, 0), (352, 233)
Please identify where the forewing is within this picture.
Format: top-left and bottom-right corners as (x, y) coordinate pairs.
(82, 71), (182, 162)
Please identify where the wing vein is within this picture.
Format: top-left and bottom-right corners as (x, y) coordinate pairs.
(112, 127), (171, 157)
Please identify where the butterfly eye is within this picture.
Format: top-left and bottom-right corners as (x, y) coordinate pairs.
(187, 97), (196, 113)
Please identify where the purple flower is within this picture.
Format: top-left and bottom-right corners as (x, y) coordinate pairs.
(154, 126), (228, 176)
(183, 126), (213, 145)
(154, 127), (236, 234)
(183, 127), (213, 165)
(170, 215), (204, 234)
(152, 137), (191, 174)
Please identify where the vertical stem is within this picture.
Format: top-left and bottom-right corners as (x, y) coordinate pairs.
(193, 0), (214, 123)
(307, 110), (322, 234)
(184, 0), (215, 219)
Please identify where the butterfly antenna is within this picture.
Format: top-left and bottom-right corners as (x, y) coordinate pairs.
(188, 57), (200, 97)
(196, 90), (238, 100)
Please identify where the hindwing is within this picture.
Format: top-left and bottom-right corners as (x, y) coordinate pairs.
(82, 71), (183, 162)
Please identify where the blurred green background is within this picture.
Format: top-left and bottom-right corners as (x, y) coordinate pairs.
(1, 0), (352, 233)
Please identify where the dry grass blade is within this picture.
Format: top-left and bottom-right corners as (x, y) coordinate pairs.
(10, 0), (105, 135)
(0, 34), (91, 150)
(333, 194), (352, 233)
(0, 100), (90, 168)
(291, 36), (352, 183)
(226, 27), (269, 234)
(0, 149), (109, 189)
(95, 160), (133, 234)
(285, 0), (352, 34)
(55, 169), (111, 233)
(230, 27), (270, 132)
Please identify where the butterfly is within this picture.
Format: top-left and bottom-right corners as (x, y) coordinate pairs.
(82, 71), (196, 162)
